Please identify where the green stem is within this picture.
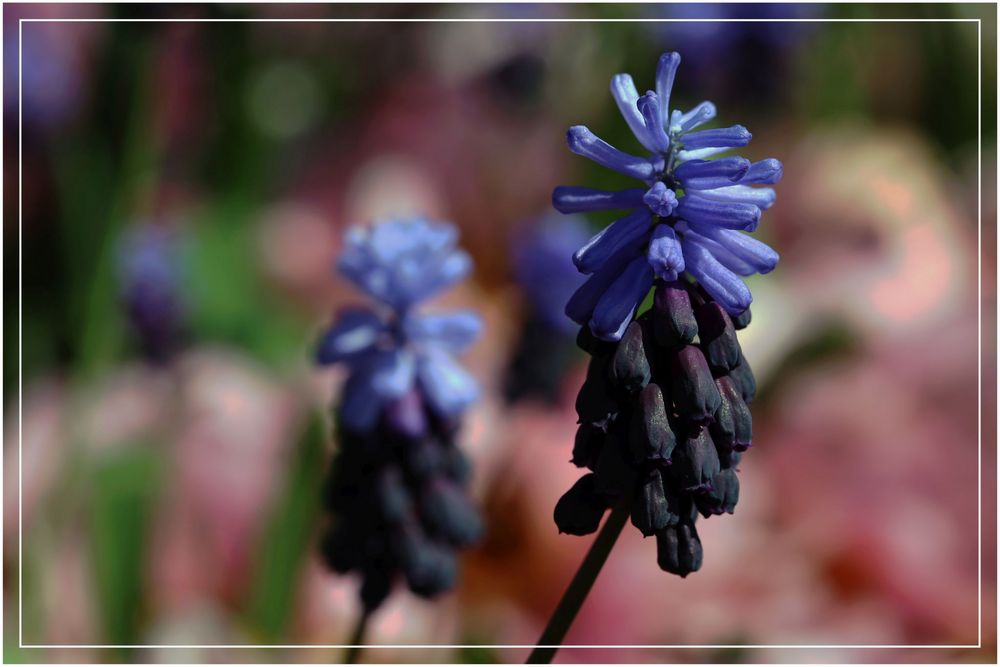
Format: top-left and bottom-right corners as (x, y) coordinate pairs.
(526, 502), (631, 664)
(343, 608), (370, 664)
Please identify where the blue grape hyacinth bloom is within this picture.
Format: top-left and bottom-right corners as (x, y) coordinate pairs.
(317, 218), (482, 433)
(552, 52), (780, 578)
(553, 51), (781, 341)
(317, 218), (484, 611)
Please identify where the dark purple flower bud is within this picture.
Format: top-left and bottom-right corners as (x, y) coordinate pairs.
(575, 354), (619, 425)
(443, 445), (472, 484)
(572, 423), (605, 470)
(717, 376), (752, 451)
(695, 301), (741, 374)
(729, 352), (757, 404)
(592, 428), (637, 497)
(608, 321), (651, 394)
(653, 282), (698, 348)
(732, 306), (752, 330)
(720, 469), (740, 513)
(631, 469), (678, 536)
(554, 473), (609, 536)
(376, 469), (412, 524)
(406, 541), (458, 599)
(696, 467), (739, 517)
(628, 383), (676, 462)
(674, 428), (721, 491)
(670, 346), (722, 423)
(709, 386), (736, 469)
(390, 520), (422, 567)
(400, 437), (446, 480)
(418, 479), (482, 547)
(656, 522), (703, 577)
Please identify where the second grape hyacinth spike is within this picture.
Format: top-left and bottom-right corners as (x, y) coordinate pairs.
(315, 217), (483, 612)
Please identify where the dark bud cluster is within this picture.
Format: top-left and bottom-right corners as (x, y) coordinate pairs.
(556, 280), (757, 577)
(319, 388), (481, 612)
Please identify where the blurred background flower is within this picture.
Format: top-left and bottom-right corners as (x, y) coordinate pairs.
(4, 3), (995, 664)
(315, 218), (484, 616)
(503, 212), (589, 404)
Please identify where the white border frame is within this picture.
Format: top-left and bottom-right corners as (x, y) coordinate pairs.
(14, 13), (986, 654)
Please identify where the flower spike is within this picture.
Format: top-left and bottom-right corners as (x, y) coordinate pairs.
(315, 217), (482, 613)
(548, 50), (782, 586)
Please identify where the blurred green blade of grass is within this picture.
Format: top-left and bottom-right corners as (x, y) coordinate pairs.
(52, 34), (157, 379)
(185, 203), (309, 369)
(245, 412), (326, 641)
(88, 444), (164, 654)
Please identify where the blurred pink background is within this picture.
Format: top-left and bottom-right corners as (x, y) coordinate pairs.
(4, 4), (996, 664)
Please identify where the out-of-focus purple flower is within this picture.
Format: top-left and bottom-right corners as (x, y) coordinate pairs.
(505, 214), (591, 404)
(643, 4), (821, 107)
(117, 223), (187, 363)
(317, 218), (481, 432)
(5, 19), (95, 130)
(316, 217), (483, 612)
(512, 214), (590, 334)
(554, 51), (781, 341)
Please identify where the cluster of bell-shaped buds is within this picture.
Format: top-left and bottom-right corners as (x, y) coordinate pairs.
(316, 218), (483, 611)
(320, 388), (481, 609)
(556, 280), (757, 576)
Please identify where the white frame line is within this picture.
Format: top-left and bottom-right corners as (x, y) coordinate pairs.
(18, 14), (24, 653)
(15, 14), (986, 653)
(16, 17), (986, 23)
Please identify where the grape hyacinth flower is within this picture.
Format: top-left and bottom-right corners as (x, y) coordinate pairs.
(505, 214), (590, 403)
(316, 218), (483, 617)
(117, 223), (187, 363)
(532, 51), (780, 662)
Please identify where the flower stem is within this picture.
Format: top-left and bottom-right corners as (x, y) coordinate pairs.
(526, 501), (631, 664)
(343, 608), (370, 664)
